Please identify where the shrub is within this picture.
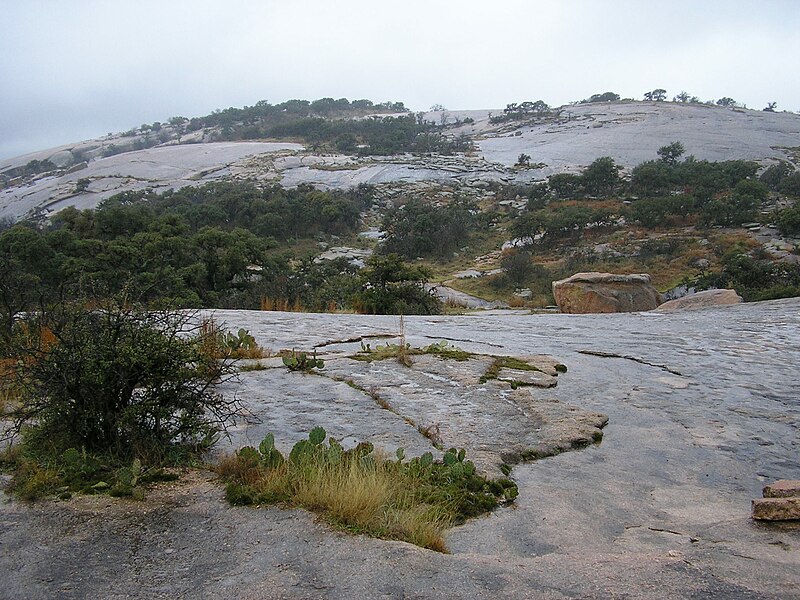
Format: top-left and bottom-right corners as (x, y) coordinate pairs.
(7, 300), (239, 462)
(779, 172), (800, 197)
(354, 254), (441, 315)
(775, 203), (800, 236)
(760, 162), (793, 191)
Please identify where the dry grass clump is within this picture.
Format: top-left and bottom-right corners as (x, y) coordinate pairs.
(217, 448), (448, 552)
(199, 318), (269, 359)
(217, 429), (517, 552)
(0, 358), (22, 415)
(260, 297), (305, 312)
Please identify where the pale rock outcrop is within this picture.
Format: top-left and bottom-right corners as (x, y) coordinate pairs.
(47, 150), (75, 167)
(656, 289), (743, 311)
(552, 272), (662, 313)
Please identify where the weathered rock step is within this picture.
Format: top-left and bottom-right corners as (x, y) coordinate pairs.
(764, 479), (800, 498)
(751, 497), (800, 521)
(751, 480), (800, 520)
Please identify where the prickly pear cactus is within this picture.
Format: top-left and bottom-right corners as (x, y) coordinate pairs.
(258, 433), (284, 468)
(282, 350), (325, 372)
(308, 426), (326, 445)
(289, 439), (315, 463)
(419, 452), (433, 467)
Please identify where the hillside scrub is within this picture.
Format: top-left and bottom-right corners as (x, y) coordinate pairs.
(2, 147), (799, 317)
(172, 97), (463, 156)
(379, 197), (480, 260)
(0, 182), (442, 317)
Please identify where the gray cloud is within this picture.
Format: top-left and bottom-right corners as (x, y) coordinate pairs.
(2, 0), (799, 160)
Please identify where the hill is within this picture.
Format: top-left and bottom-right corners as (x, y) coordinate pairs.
(2, 100), (799, 223)
(1, 98), (799, 311)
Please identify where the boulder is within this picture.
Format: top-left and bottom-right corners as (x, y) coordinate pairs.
(47, 150), (75, 167)
(656, 289), (743, 311)
(552, 272), (662, 314)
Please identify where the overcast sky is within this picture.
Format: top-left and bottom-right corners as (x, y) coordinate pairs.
(2, 0), (799, 160)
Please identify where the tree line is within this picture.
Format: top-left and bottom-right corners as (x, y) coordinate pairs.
(0, 181), (446, 350)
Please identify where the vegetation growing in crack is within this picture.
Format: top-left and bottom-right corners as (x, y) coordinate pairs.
(479, 356), (565, 388)
(217, 428), (518, 552)
(352, 340), (472, 364)
(199, 319), (269, 359)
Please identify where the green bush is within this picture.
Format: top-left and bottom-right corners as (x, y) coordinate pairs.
(8, 300), (238, 462)
(354, 254), (441, 315)
(775, 203), (800, 236)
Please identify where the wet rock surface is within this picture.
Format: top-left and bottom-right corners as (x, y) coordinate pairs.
(2, 299), (800, 598)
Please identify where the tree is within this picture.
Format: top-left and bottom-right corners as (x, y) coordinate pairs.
(548, 173), (583, 199)
(644, 89), (667, 102)
(657, 141), (685, 166)
(779, 172), (800, 197)
(700, 180), (766, 226)
(335, 133), (357, 153)
(674, 91), (691, 103)
(354, 254), (440, 315)
(775, 204), (800, 235)
(7, 301), (238, 459)
(763, 102), (778, 112)
(585, 92), (620, 103)
(500, 248), (535, 286)
(509, 211), (547, 244)
(581, 157), (621, 197)
(759, 162), (792, 190)
(0, 226), (58, 346)
(716, 97), (737, 107)
(503, 100), (551, 118)
(516, 153), (531, 167)
(380, 198), (476, 260)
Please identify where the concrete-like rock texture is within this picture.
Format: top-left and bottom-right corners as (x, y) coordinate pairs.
(2, 298), (799, 598)
(552, 272), (663, 313)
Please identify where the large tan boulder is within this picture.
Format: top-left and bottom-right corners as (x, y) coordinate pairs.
(656, 289), (743, 311)
(552, 272), (662, 314)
